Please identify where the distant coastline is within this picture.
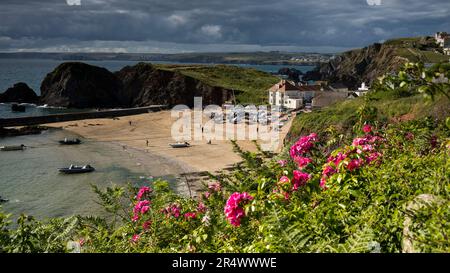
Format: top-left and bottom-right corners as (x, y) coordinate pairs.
(0, 51), (333, 66)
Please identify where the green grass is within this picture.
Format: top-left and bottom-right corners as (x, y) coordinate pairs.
(384, 37), (423, 46)
(396, 48), (449, 63)
(289, 92), (450, 140)
(154, 64), (280, 104)
(382, 36), (448, 63)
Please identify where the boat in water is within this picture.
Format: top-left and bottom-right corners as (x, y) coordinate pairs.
(0, 196), (9, 203)
(169, 142), (190, 148)
(59, 138), (82, 145)
(0, 144), (26, 151)
(59, 164), (95, 174)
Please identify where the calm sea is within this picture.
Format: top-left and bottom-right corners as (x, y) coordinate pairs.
(0, 128), (181, 220)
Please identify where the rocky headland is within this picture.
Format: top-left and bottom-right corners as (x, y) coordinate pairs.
(303, 36), (448, 89)
(0, 82), (39, 103)
(38, 62), (236, 108)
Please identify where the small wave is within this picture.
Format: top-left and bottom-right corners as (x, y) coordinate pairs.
(18, 103), (37, 107)
(36, 104), (67, 109)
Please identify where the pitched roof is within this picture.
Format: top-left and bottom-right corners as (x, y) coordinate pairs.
(297, 85), (325, 91)
(311, 91), (348, 107)
(268, 80), (299, 92)
(269, 80), (334, 93)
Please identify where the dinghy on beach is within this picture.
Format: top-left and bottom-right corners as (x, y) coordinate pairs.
(59, 164), (95, 174)
(59, 138), (81, 145)
(0, 144), (26, 151)
(169, 142), (190, 148)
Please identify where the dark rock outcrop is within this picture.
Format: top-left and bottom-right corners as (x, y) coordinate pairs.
(304, 42), (409, 89)
(39, 62), (235, 109)
(0, 126), (47, 137)
(277, 68), (303, 82)
(115, 63), (234, 107)
(40, 62), (122, 108)
(0, 82), (38, 103)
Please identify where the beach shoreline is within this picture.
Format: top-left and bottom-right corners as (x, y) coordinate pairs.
(43, 111), (262, 174)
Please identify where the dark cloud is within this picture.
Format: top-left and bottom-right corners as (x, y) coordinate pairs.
(0, 0), (449, 53)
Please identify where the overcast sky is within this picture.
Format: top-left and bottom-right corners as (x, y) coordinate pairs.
(0, 0), (449, 53)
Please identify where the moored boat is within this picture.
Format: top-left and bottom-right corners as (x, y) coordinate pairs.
(0, 144), (25, 151)
(59, 138), (82, 145)
(0, 196), (9, 203)
(59, 164), (95, 174)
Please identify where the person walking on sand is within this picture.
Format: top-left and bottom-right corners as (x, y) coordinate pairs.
(129, 120), (132, 126)
(146, 140), (149, 147)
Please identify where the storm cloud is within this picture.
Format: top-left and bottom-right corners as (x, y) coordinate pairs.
(0, 0), (449, 53)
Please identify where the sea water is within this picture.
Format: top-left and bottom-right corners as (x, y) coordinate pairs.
(0, 128), (179, 220)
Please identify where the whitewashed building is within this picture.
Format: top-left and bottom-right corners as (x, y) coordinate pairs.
(355, 82), (370, 96)
(268, 80), (336, 109)
(435, 32), (449, 47)
(435, 32), (450, 55)
(268, 80), (303, 109)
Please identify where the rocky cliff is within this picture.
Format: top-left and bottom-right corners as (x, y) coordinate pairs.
(0, 82), (39, 103)
(40, 62), (235, 108)
(115, 63), (234, 107)
(303, 37), (448, 90)
(40, 62), (122, 108)
(304, 43), (409, 89)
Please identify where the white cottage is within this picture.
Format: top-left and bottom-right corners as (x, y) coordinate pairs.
(268, 80), (335, 109)
(268, 80), (303, 109)
(435, 32), (450, 56)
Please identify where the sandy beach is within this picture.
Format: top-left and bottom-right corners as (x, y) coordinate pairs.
(44, 110), (294, 177)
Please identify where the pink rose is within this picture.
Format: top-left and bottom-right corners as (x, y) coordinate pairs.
(363, 124), (372, 133)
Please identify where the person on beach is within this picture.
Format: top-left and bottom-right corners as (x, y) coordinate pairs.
(146, 140), (149, 147)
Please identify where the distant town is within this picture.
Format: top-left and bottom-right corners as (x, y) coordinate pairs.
(0, 51), (334, 66)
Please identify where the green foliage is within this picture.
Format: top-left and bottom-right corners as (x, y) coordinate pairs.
(0, 62), (448, 253)
(290, 62), (450, 141)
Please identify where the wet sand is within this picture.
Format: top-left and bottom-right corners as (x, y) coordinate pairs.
(44, 110), (294, 176)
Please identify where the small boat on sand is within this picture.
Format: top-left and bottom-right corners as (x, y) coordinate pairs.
(169, 142), (190, 148)
(59, 138), (81, 145)
(59, 164), (95, 174)
(0, 144), (25, 151)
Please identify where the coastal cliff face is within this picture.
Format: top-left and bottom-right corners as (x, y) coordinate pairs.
(115, 63), (234, 107)
(304, 36), (449, 90)
(305, 43), (408, 89)
(40, 62), (122, 108)
(0, 82), (39, 103)
(40, 62), (235, 108)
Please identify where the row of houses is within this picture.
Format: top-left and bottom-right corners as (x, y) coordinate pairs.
(268, 80), (367, 110)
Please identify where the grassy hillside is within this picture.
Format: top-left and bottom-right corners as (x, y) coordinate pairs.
(154, 64), (280, 104)
(290, 62), (450, 140)
(289, 92), (450, 141)
(385, 37), (449, 63)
